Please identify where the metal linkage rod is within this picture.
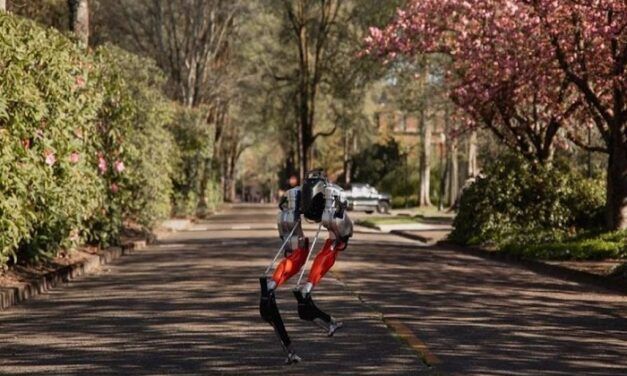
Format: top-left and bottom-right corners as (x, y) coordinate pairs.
(264, 219), (301, 276)
(296, 222), (323, 287)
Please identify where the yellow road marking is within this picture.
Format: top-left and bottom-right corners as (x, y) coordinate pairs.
(331, 268), (440, 366)
(384, 318), (441, 366)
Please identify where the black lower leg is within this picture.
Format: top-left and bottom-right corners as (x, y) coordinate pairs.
(293, 290), (331, 323)
(259, 277), (291, 350)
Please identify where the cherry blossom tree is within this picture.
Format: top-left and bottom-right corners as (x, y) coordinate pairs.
(366, 0), (626, 230)
(528, 0), (627, 230)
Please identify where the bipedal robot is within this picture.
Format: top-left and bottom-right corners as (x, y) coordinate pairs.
(259, 170), (353, 364)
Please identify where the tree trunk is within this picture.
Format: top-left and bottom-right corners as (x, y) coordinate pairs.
(447, 135), (459, 206)
(606, 130), (627, 230)
(229, 151), (237, 202)
(467, 130), (478, 177)
(298, 118), (306, 182)
(418, 55), (432, 207)
(196, 156), (212, 217)
(419, 117), (432, 206)
(343, 128), (352, 186)
(68, 0), (89, 46)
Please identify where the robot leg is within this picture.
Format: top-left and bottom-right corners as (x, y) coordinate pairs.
(259, 277), (301, 363)
(271, 239), (309, 288)
(259, 226), (306, 363)
(294, 239), (344, 336)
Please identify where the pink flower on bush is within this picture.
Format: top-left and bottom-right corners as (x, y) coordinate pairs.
(110, 183), (119, 193)
(69, 152), (80, 164)
(114, 160), (125, 173)
(44, 150), (56, 166)
(98, 154), (107, 173)
(75, 76), (86, 89)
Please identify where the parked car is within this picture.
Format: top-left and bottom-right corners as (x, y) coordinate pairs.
(344, 183), (391, 214)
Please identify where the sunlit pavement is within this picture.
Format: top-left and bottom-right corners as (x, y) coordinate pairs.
(1, 204), (626, 375)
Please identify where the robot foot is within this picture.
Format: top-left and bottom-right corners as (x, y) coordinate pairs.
(260, 277), (292, 355)
(285, 349), (302, 365)
(312, 317), (343, 336)
(327, 319), (343, 337)
(293, 290), (341, 335)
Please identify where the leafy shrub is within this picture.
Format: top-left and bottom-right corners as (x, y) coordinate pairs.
(0, 13), (103, 264)
(450, 154), (606, 247)
(0, 12), (225, 267)
(169, 105), (219, 217)
(85, 45), (177, 245)
(0, 13), (187, 266)
(391, 195), (418, 209)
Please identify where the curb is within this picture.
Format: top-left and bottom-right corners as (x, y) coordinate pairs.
(0, 239), (147, 311)
(391, 231), (627, 295)
(390, 230), (431, 243)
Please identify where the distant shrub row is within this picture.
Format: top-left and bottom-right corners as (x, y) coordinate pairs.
(0, 13), (217, 266)
(450, 154), (607, 251)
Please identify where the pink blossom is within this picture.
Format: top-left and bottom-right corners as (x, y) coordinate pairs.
(44, 151), (56, 166)
(114, 160), (125, 173)
(75, 76), (86, 89)
(98, 154), (107, 173)
(110, 183), (119, 193)
(69, 152), (80, 164)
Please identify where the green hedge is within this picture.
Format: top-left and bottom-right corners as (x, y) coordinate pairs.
(450, 154), (606, 248)
(0, 13), (103, 264)
(0, 13), (216, 267)
(502, 231), (627, 261)
(84, 45), (177, 246)
(169, 105), (219, 217)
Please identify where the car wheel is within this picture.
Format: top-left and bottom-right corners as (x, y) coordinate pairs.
(377, 201), (390, 214)
(365, 210), (374, 214)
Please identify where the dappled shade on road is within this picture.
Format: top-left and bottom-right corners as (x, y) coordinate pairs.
(0, 205), (427, 375)
(339, 234), (627, 376)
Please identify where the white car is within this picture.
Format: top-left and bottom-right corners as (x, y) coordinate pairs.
(344, 184), (391, 214)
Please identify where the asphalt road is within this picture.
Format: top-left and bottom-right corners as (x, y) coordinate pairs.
(1, 204), (626, 375)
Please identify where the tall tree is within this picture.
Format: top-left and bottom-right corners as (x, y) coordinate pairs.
(530, 0), (627, 230)
(276, 0), (342, 180)
(68, 0), (89, 46)
(263, 0), (401, 180)
(95, 0), (241, 108)
(367, 0), (627, 229)
(93, 0), (245, 203)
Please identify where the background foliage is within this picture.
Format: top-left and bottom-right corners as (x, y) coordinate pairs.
(0, 13), (103, 265)
(0, 13), (215, 267)
(450, 154), (606, 248)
